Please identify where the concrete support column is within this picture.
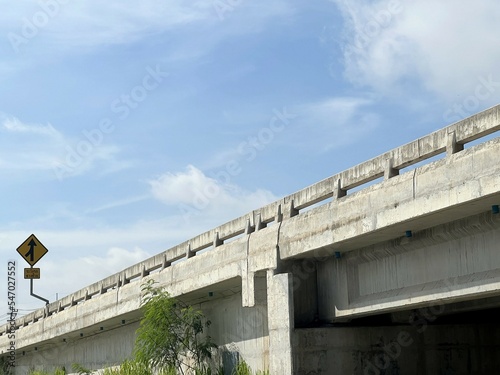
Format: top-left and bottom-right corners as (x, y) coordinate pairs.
(242, 218), (255, 308)
(242, 268), (255, 307)
(267, 270), (294, 374)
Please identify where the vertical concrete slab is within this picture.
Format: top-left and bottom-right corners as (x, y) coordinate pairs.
(267, 270), (294, 374)
(282, 259), (318, 326)
(242, 267), (255, 307)
(317, 256), (349, 323)
(201, 291), (269, 373)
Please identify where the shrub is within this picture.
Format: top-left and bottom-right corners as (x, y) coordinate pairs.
(134, 280), (217, 375)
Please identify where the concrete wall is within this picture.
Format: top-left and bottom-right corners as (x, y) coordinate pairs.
(198, 285), (270, 373)
(293, 322), (500, 375)
(14, 321), (139, 374)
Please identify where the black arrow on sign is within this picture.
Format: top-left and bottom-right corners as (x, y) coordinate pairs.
(25, 238), (36, 262)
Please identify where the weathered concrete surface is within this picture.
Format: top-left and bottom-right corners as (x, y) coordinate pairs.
(280, 136), (500, 258)
(14, 320), (139, 374)
(198, 281), (270, 373)
(267, 272), (294, 374)
(11, 288), (271, 374)
(318, 210), (500, 321)
(293, 322), (500, 375)
(1, 105), (500, 373)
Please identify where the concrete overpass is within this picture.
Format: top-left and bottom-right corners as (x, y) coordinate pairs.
(2, 105), (500, 374)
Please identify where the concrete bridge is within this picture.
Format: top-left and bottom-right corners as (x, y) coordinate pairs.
(2, 105), (500, 374)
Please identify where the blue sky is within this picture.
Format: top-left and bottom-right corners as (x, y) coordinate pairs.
(1, 0), (500, 316)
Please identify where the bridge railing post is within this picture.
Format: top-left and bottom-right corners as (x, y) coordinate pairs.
(447, 130), (464, 156)
(333, 178), (347, 199)
(281, 199), (298, 220)
(384, 158), (399, 180)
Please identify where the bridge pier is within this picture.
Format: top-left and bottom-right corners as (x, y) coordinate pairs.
(267, 271), (294, 374)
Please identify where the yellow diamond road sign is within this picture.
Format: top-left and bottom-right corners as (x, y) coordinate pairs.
(17, 234), (48, 267)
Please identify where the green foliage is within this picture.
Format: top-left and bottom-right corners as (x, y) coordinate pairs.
(101, 359), (158, 375)
(231, 360), (269, 375)
(134, 280), (217, 375)
(195, 367), (224, 375)
(27, 369), (65, 375)
(0, 357), (12, 375)
(71, 363), (92, 374)
(232, 361), (252, 375)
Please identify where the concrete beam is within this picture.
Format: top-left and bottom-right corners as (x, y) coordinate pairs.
(318, 210), (500, 321)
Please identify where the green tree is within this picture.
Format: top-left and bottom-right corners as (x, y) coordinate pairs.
(0, 357), (12, 375)
(134, 280), (217, 374)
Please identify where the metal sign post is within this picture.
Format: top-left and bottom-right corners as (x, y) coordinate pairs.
(29, 277), (49, 305)
(16, 234), (49, 305)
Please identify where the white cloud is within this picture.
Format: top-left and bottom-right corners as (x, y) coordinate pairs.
(150, 165), (214, 205)
(150, 165), (278, 223)
(194, 97), (379, 167)
(2, 117), (60, 137)
(0, 116), (65, 171)
(2, 1), (206, 47)
(42, 246), (151, 297)
(287, 96), (379, 152)
(85, 195), (149, 214)
(302, 97), (373, 125)
(0, 115), (124, 179)
(334, 0), (500, 103)
(51, 144), (124, 179)
(1, 0), (293, 56)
